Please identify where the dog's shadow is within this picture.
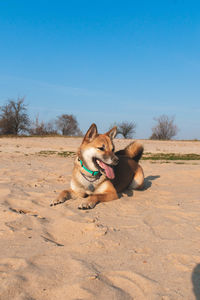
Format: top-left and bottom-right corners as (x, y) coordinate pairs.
(143, 175), (160, 190)
(192, 264), (200, 300)
(119, 175), (160, 198)
(119, 189), (134, 198)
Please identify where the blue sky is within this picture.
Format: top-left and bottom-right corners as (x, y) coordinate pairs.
(0, 0), (200, 139)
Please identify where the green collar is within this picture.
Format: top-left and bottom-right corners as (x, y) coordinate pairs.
(79, 159), (100, 176)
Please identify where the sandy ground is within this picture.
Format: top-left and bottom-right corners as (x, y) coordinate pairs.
(0, 137), (200, 300)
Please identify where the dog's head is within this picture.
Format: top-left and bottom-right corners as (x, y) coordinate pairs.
(78, 123), (119, 179)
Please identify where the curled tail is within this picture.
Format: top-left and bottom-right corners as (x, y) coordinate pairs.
(115, 141), (144, 162)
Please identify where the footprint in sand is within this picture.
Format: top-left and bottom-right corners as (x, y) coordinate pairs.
(0, 257), (28, 271)
(167, 253), (200, 272)
(143, 214), (183, 240)
(5, 207), (46, 233)
(0, 187), (10, 198)
(82, 270), (164, 300)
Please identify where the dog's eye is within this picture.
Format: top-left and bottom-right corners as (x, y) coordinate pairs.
(98, 145), (105, 151)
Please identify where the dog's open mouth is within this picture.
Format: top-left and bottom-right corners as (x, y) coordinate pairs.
(94, 158), (115, 179)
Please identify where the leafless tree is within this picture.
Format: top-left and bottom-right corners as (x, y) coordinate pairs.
(55, 114), (82, 136)
(45, 120), (58, 135)
(29, 116), (58, 136)
(117, 121), (136, 139)
(0, 97), (30, 135)
(150, 115), (178, 140)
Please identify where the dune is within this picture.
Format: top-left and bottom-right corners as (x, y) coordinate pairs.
(0, 137), (200, 299)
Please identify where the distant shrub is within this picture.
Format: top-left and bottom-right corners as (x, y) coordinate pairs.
(150, 115), (178, 140)
(55, 114), (82, 136)
(29, 117), (58, 136)
(109, 121), (136, 139)
(0, 97), (30, 135)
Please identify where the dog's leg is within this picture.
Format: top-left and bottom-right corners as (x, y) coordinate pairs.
(78, 181), (118, 209)
(129, 164), (144, 190)
(50, 189), (74, 206)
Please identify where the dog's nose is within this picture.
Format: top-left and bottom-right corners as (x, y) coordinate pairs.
(112, 155), (119, 165)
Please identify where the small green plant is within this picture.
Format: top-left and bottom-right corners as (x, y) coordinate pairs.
(36, 150), (76, 157)
(142, 153), (200, 160)
(57, 151), (75, 157)
(37, 150), (57, 156)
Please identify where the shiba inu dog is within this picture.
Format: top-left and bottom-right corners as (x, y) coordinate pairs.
(51, 123), (144, 209)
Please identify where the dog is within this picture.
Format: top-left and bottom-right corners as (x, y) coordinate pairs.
(51, 123), (144, 209)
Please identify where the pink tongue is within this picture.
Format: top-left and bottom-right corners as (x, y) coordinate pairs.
(98, 160), (115, 179)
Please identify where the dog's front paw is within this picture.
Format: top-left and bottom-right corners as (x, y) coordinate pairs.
(50, 190), (71, 207)
(50, 198), (64, 206)
(78, 200), (96, 210)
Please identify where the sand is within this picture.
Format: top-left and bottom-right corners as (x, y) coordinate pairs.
(0, 137), (200, 300)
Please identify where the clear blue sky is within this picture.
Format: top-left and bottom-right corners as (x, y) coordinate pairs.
(0, 0), (200, 139)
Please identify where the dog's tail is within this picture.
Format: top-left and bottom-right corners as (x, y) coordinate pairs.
(115, 141), (144, 162)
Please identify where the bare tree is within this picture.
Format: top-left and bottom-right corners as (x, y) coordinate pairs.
(150, 115), (178, 140)
(117, 121), (136, 139)
(0, 97), (30, 135)
(29, 116), (58, 136)
(55, 114), (82, 136)
(45, 120), (58, 135)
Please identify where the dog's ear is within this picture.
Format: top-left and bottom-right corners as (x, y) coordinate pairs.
(83, 123), (98, 142)
(106, 126), (117, 140)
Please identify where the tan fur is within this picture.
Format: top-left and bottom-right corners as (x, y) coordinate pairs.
(51, 123), (144, 209)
